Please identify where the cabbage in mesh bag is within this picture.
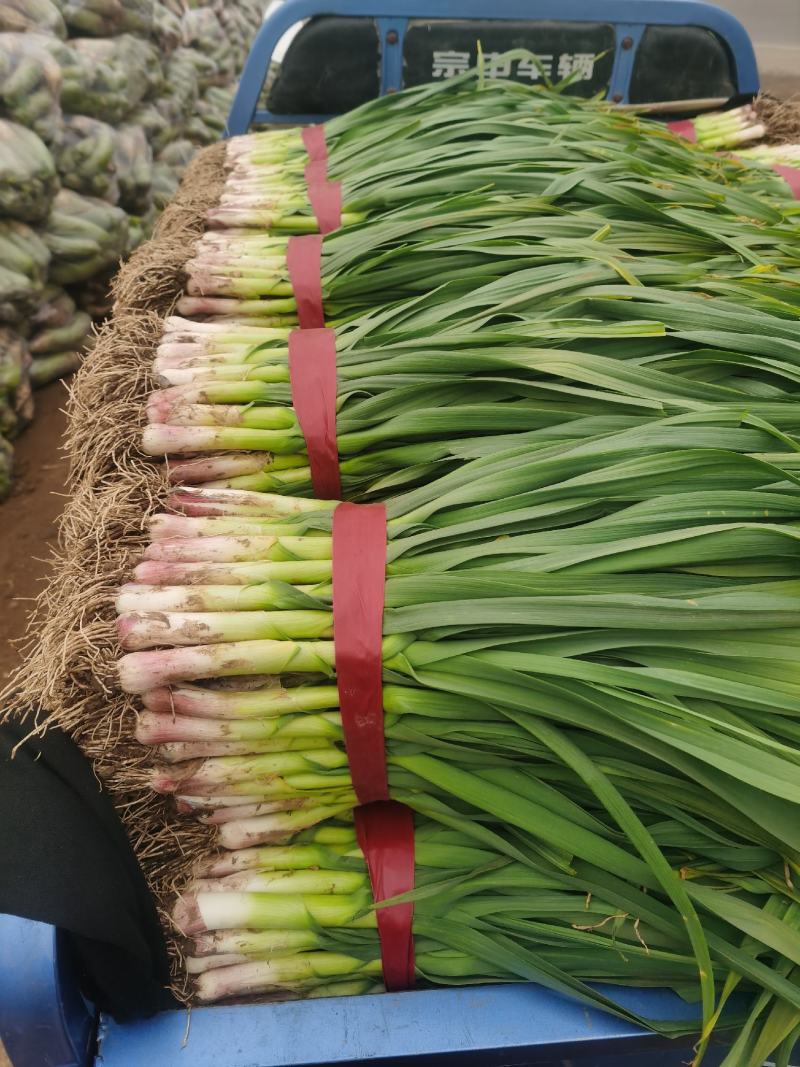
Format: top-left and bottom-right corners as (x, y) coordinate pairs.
(113, 123), (153, 215)
(0, 118), (57, 221)
(152, 1), (181, 53)
(31, 285), (76, 332)
(0, 33), (63, 145)
(44, 188), (128, 285)
(164, 48), (200, 119)
(151, 160), (179, 210)
(57, 114), (118, 202)
(62, 35), (162, 124)
(58, 0), (123, 38)
(0, 220), (49, 321)
(0, 0), (65, 37)
(0, 325), (32, 434)
(30, 308), (91, 356)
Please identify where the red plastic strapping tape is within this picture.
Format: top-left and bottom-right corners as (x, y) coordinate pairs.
(355, 801), (416, 991)
(286, 235), (324, 329)
(288, 328), (341, 500)
(332, 501), (388, 805)
(773, 164), (800, 200)
(305, 158), (328, 185)
(332, 500), (415, 990)
(307, 180), (343, 235)
(667, 119), (697, 143)
(302, 124), (328, 164)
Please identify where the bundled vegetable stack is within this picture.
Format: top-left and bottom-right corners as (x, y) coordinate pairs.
(146, 76), (800, 497)
(98, 70), (800, 1067)
(0, 0), (265, 500)
(123, 450), (800, 1065)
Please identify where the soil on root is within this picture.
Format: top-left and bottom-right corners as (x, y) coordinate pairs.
(756, 92), (800, 144)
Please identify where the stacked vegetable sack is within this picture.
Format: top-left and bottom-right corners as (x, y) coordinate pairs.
(104, 67), (800, 1066)
(0, 0), (264, 500)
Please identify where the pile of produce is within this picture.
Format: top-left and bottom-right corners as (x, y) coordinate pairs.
(0, 0), (264, 500)
(41, 69), (795, 1067)
(8, 56), (800, 1067)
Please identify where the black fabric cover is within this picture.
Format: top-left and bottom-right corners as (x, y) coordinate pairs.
(0, 716), (176, 1020)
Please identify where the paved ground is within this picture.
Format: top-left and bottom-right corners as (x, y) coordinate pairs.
(761, 71), (800, 99)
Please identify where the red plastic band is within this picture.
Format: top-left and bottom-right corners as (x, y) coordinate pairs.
(307, 181), (343, 235)
(332, 501), (388, 805)
(773, 164), (800, 200)
(304, 159), (328, 185)
(286, 235), (324, 329)
(333, 503), (414, 990)
(302, 124), (328, 164)
(355, 801), (416, 991)
(288, 328), (341, 500)
(668, 119), (697, 143)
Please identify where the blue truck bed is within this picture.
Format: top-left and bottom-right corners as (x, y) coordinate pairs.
(1, 915), (739, 1067)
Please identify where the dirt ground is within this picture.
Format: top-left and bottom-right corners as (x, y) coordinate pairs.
(0, 383), (70, 689)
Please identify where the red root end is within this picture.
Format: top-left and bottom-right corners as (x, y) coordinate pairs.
(172, 893), (206, 937)
(168, 459), (221, 485)
(149, 514), (195, 537)
(116, 615), (140, 650)
(141, 687), (178, 713)
(150, 761), (205, 793)
(146, 395), (176, 423)
(134, 712), (198, 745)
(133, 561), (182, 584)
(143, 538), (181, 561)
(168, 491), (225, 516)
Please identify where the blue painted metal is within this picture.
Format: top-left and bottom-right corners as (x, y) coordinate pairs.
(606, 23), (646, 105)
(0, 914), (94, 1067)
(96, 984), (727, 1067)
(3, 915), (798, 1066)
(226, 0), (759, 133)
(376, 16), (408, 94)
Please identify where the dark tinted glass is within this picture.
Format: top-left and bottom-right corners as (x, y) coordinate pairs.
(267, 17), (380, 114)
(629, 25), (735, 103)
